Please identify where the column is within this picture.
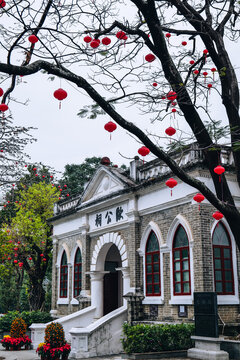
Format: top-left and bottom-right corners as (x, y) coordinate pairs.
(86, 271), (109, 319)
(116, 267), (130, 306)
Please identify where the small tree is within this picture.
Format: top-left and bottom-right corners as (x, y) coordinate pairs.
(0, 182), (59, 310)
(10, 318), (27, 338)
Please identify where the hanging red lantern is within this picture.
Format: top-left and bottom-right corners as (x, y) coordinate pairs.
(83, 35), (92, 43)
(116, 31), (126, 40)
(189, 60), (195, 65)
(14, 260), (18, 264)
(28, 257), (32, 261)
(90, 39), (100, 48)
(138, 146), (150, 157)
(165, 178), (178, 196)
(214, 164), (225, 182)
(203, 49), (208, 62)
(0, 88), (3, 97)
(193, 193), (205, 211)
(203, 71), (208, 83)
(167, 91), (177, 102)
(152, 82), (158, 87)
(102, 37), (111, 45)
(172, 108), (176, 118)
(193, 69), (199, 75)
(0, 103), (8, 112)
(207, 83), (212, 94)
(165, 33), (171, 40)
(28, 34), (38, 44)
(104, 121), (117, 140)
(0, 1), (6, 8)
(182, 41), (187, 46)
(53, 88), (67, 109)
(165, 127), (176, 136)
(212, 211), (223, 221)
(145, 54), (156, 63)
(211, 67), (217, 81)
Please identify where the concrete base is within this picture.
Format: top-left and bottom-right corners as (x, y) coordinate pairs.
(188, 336), (229, 360)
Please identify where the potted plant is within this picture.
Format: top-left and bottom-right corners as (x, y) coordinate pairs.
(0, 317), (32, 351)
(36, 322), (71, 360)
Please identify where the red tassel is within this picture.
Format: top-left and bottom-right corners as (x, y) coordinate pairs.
(59, 101), (61, 110)
(171, 190), (172, 197)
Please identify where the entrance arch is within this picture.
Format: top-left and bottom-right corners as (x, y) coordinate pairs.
(89, 232), (129, 318)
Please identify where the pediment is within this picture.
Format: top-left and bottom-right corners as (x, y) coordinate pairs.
(81, 167), (128, 203)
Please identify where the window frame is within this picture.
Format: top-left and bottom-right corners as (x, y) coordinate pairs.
(145, 231), (161, 297)
(60, 251), (68, 299)
(212, 222), (234, 296)
(172, 225), (191, 296)
(73, 247), (82, 298)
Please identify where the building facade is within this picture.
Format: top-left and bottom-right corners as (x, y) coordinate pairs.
(49, 147), (240, 329)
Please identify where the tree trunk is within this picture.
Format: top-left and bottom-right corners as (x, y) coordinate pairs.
(28, 280), (45, 311)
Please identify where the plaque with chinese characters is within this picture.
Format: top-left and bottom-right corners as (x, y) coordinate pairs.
(89, 203), (127, 230)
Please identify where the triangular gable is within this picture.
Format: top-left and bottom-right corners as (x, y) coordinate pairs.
(80, 166), (130, 204)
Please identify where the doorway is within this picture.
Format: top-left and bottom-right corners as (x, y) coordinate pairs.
(103, 244), (122, 315)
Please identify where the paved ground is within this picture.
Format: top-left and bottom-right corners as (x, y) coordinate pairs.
(0, 344), (190, 360)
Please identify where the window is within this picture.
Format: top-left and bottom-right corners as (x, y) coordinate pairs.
(60, 251), (68, 298)
(173, 225), (191, 295)
(213, 222), (234, 295)
(145, 231), (160, 296)
(74, 248), (82, 298)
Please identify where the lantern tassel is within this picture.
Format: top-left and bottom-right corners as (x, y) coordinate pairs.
(171, 189), (172, 197)
(110, 133), (111, 141)
(199, 204), (200, 211)
(219, 175), (221, 183)
(59, 101), (61, 110)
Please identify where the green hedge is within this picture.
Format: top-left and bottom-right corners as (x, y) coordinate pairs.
(0, 311), (52, 331)
(121, 323), (194, 354)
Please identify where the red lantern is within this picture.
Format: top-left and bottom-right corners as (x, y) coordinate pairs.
(83, 35), (92, 43)
(0, 1), (6, 8)
(0, 103), (8, 112)
(212, 211), (223, 221)
(189, 60), (195, 65)
(165, 127), (176, 136)
(165, 33), (171, 41)
(53, 88), (67, 109)
(14, 260), (18, 264)
(28, 257), (32, 261)
(165, 178), (178, 196)
(193, 69), (199, 75)
(116, 31), (126, 39)
(182, 41), (187, 46)
(102, 37), (111, 46)
(138, 146), (150, 157)
(167, 91), (177, 102)
(193, 193), (205, 211)
(90, 40), (100, 48)
(104, 121), (117, 140)
(145, 54), (156, 63)
(207, 83), (212, 94)
(203, 49), (208, 62)
(203, 71), (208, 83)
(214, 165), (225, 182)
(28, 35), (38, 44)
(161, 95), (166, 100)
(172, 108), (176, 118)
(152, 82), (158, 87)
(0, 88), (3, 97)
(211, 67), (217, 81)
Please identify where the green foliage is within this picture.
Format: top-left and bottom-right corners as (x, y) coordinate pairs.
(121, 323), (194, 354)
(77, 104), (106, 119)
(0, 311), (52, 331)
(59, 157), (101, 197)
(44, 322), (65, 348)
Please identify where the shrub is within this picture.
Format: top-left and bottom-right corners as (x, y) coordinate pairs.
(10, 318), (27, 338)
(44, 322), (65, 348)
(0, 311), (52, 331)
(121, 323), (194, 354)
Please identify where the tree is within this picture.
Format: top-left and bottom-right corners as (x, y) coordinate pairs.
(0, 2), (240, 246)
(0, 182), (59, 310)
(59, 157), (102, 198)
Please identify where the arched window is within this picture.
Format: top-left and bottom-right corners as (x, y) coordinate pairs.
(60, 251), (68, 298)
(213, 222), (234, 295)
(74, 248), (82, 298)
(173, 225), (191, 295)
(145, 231), (160, 296)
